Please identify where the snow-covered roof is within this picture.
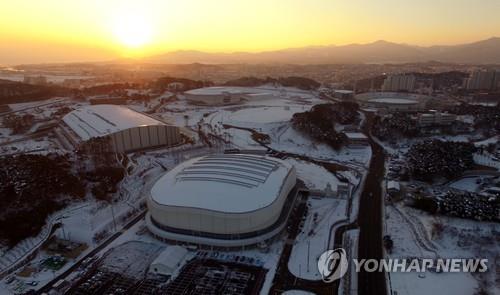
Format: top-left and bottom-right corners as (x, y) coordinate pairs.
(242, 92), (274, 97)
(345, 132), (368, 140)
(387, 180), (400, 191)
(185, 86), (273, 96)
(150, 246), (188, 270)
(334, 90), (354, 94)
(62, 104), (167, 141)
(368, 98), (418, 105)
(151, 154), (294, 213)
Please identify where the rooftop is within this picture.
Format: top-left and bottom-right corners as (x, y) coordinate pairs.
(345, 132), (368, 140)
(334, 90), (354, 94)
(387, 180), (400, 191)
(151, 154), (294, 213)
(368, 98), (418, 105)
(62, 104), (166, 140)
(185, 86), (275, 96)
(151, 246), (188, 270)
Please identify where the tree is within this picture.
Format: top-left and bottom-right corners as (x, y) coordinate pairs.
(2, 113), (34, 134)
(431, 221), (445, 239)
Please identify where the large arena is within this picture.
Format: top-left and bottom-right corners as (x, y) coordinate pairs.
(58, 104), (181, 153)
(356, 92), (429, 112)
(146, 154), (298, 248)
(183, 87), (277, 106)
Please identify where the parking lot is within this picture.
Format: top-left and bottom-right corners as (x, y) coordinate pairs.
(161, 258), (267, 295)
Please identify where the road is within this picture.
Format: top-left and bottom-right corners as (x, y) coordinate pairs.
(356, 112), (388, 295)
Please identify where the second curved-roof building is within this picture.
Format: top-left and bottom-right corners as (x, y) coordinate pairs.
(59, 104), (181, 153)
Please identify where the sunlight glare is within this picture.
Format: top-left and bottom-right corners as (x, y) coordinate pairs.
(111, 7), (154, 49)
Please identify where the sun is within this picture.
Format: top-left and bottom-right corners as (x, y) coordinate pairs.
(111, 8), (154, 49)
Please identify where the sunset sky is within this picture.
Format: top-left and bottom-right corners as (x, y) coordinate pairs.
(1, 0), (500, 64)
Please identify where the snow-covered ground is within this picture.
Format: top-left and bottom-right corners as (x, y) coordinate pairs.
(448, 175), (498, 193)
(0, 151), (171, 293)
(288, 198), (348, 280)
(270, 126), (371, 166)
(100, 241), (164, 278)
(227, 106), (305, 124)
(0, 88), (371, 294)
(386, 205), (500, 295)
(390, 271), (478, 295)
(474, 153), (500, 170)
(0, 137), (58, 155)
(285, 159), (343, 191)
(474, 135), (499, 147)
(163, 93), (372, 167)
(376, 127), (500, 295)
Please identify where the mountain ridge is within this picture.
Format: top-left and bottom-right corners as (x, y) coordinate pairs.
(146, 37), (500, 65)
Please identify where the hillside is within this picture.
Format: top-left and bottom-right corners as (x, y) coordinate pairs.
(146, 38), (500, 65)
(0, 79), (66, 104)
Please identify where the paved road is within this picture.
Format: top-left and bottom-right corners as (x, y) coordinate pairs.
(356, 112), (388, 295)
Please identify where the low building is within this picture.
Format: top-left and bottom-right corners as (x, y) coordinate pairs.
(149, 246), (188, 276)
(416, 111), (456, 127)
(168, 82), (184, 92)
(23, 75), (47, 85)
(345, 132), (369, 146)
(62, 78), (83, 89)
(337, 183), (351, 198)
(58, 104), (181, 153)
(387, 180), (400, 196)
(333, 90), (354, 100)
(0, 104), (11, 114)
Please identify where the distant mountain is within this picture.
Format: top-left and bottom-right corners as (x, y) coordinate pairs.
(146, 38), (500, 65)
(425, 37), (500, 64)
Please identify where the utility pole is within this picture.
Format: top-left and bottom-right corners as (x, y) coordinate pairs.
(307, 240), (311, 272)
(61, 223), (67, 240)
(110, 203), (117, 232)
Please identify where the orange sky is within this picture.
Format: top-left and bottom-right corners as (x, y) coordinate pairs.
(1, 0), (500, 64)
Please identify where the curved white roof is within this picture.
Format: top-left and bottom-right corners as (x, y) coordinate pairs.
(185, 86), (273, 96)
(62, 104), (166, 140)
(368, 98), (418, 105)
(151, 154), (294, 213)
